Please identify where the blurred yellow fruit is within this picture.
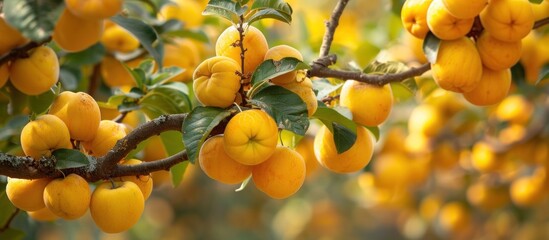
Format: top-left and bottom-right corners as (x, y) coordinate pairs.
(252, 146), (306, 199)
(510, 175), (546, 207)
(442, 0), (487, 19)
(157, 0), (203, 27)
(48, 91), (101, 141)
(480, 0), (535, 42)
(419, 194), (442, 221)
(118, 159), (154, 200)
(264, 45), (304, 85)
(314, 125), (374, 173)
(431, 37), (482, 93)
(432, 141), (459, 170)
(223, 109), (279, 165)
(408, 104), (445, 137)
(295, 136), (320, 177)
(427, 0), (474, 40)
(6, 178), (51, 211)
(65, 0), (123, 20)
(199, 135), (253, 184)
(27, 207), (59, 222)
(467, 181), (509, 211)
(401, 0), (434, 39)
(463, 67), (511, 106)
(0, 16), (27, 56)
(438, 202), (471, 233)
(43, 174), (91, 220)
(280, 77), (318, 116)
(82, 120), (127, 157)
(216, 25), (268, 76)
(20, 114), (72, 160)
(404, 133), (432, 154)
(143, 135), (168, 162)
(340, 80), (393, 126)
(423, 88), (465, 117)
(531, 1), (549, 21)
(53, 8), (103, 52)
(407, 34), (428, 64)
(164, 39), (201, 82)
(496, 95), (534, 125)
(9, 46), (59, 95)
(380, 127), (407, 154)
(101, 24), (140, 53)
(373, 153), (412, 188)
(476, 31), (522, 71)
(471, 142), (500, 172)
(90, 181), (144, 233)
(193, 56), (241, 108)
(499, 123), (527, 145)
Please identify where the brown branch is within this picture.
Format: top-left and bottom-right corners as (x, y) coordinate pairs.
(319, 0), (349, 58)
(0, 37), (52, 66)
(309, 59), (431, 86)
(113, 111), (129, 123)
(0, 209), (20, 232)
(87, 63), (102, 97)
(534, 16), (549, 29)
(0, 114), (187, 181)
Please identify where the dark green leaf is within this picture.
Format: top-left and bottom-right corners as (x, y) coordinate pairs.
(246, 8), (291, 24)
(249, 85), (309, 135)
(203, 0), (241, 24)
(3, 0), (64, 41)
(529, 0), (543, 3)
(165, 29), (210, 43)
(0, 191), (17, 227)
(535, 63), (549, 85)
(391, 0), (406, 16)
(160, 130), (186, 155)
(59, 66), (81, 91)
(312, 105), (357, 135)
(28, 90), (55, 114)
(182, 106), (232, 163)
(170, 161), (189, 187)
(63, 43), (106, 66)
(250, 58), (310, 88)
(423, 32), (440, 64)
(511, 62), (526, 84)
(111, 15), (164, 69)
(365, 126), (380, 142)
(125, 87), (146, 99)
(52, 149), (90, 169)
(0, 228), (24, 240)
(332, 122), (357, 154)
(127, 67), (147, 89)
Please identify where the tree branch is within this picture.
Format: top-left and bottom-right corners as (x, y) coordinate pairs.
(0, 37), (52, 66)
(534, 16), (549, 29)
(319, 0), (349, 58)
(0, 114), (187, 181)
(0, 209), (20, 232)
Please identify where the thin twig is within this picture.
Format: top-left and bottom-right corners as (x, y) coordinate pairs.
(0, 209), (20, 232)
(534, 16), (549, 29)
(87, 63), (102, 97)
(319, 0), (349, 58)
(0, 37), (52, 66)
(113, 111), (129, 123)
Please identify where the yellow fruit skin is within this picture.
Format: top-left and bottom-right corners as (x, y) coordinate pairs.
(6, 178), (51, 211)
(0, 16), (27, 56)
(199, 135), (253, 184)
(496, 95), (533, 125)
(82, 120), (127, 157)
(100, 56), (142, 87)
(48, 91), (101, 141)
(252, 146), (306, 199)
(90, 181), (144, 233)
(264, 45), (304, 85)
(464, 68), (511, 106)
(101, 25), (140, 53)
(427, 0), (474, 40)
(373, 153), (412, 188)
(65, 0), (123, 20)
(280, 77), (318, 117)
(20, 114), (72, 160)
(27, 207), (59, 222)
(471, 142), (499, 172)
(314, 125), (374, 173)
(193, 56), (241, 108)
(53, 9), (104, 52)
(510, 176), (545, 207)
(0, 63), (8, 88)
(10, 46), (59, 95)
(43, 174), (91, 220)
(157, 0), (204, 27)
(438, 202), (471, 233)
(164, 39), (201, 82)
(477, 31), (522, 71)
(118, 159), (153, 200)
(442, 0), (487, 19)
(401, 0), (434, 39)
(223, 109), (279, 166)
(215, 26), (268, 76)
(340, 80), (393, 126)
(295, 136), (320, 177)
(480, 0), (535, 42)
(408, 104), (445, 137)
(431, 37), (482, 93)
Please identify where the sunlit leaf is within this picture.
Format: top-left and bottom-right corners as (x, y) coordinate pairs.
(3, 0), (64, 41)
(250, 58), (310, 89)
(52, 149), (90, 169)
(203, 0), (241, 24)
(423, 32), (440, 64)
(170, 161), (189, 187)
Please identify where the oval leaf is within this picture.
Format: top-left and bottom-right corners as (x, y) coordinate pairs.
(3, 0), (64, 41)
(332, 122), (357, 154)
(182, 106), (232, 163)
(111, 15), (164, 69)
(249, 85), (309, 135)
(423, 32), (440, 64)
(246, 8), (291, 24)
(250, 57), (311, 87)
(52, 148), (90, 169)
(203, 0), (241, 24)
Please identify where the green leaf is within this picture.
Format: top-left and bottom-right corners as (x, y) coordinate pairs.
(529, 0), (543, 3)
(0, 191), (17, 227)
(3, 0), (64, 41)
(246, 8), (291, 24)
(138, 59), (156, 76)
(111, 15), (164, 69)
(535, 63), (549, 85)
(182, 107), (232, 163)
(203, 0), (241, 24)
(511, 62), (526, 84)
(170, 161), (189, 187)
(249, 86), (309, 135)
(0, 228), (24, 240)
(312, 105), (357, 135)
(365, 126), (380, 142)
(63, 43), (106, 66)
(332, 122), (357, 154)
(423, 32), (440, 64)
(140, 86), (192, 119)
(28, 90), (55, 114)
(250, 0), (293, 18)
(390, 80), (417, 102)
(165, 29), (210, 43)
(363, 61), (410, 75)
(312, 79), (342, 101)
(52, 149), (90, 169)
(59, 66), (81, 91)
(150, 67), (185, 85)
(0, 115), (28, 140)
(250, 58), (310, 88)
(127, 67), (147, 89)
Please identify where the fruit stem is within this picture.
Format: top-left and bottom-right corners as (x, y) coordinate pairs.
(236, 16), (249, 107)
